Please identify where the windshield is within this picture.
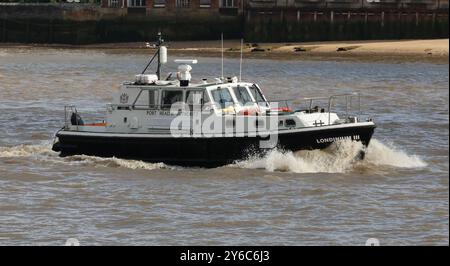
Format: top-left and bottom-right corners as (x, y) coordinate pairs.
(249, 84), (268, 107)
(211, 88), (234, 108)
(233, 86), (253, 105)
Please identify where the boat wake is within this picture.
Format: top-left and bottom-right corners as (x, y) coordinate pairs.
(0, 139), (426, 173)
(0, 142), (54, 158)
(233, 139), (427, 173)
(64, 155), (169, 170)
(0, 141), (170, 171)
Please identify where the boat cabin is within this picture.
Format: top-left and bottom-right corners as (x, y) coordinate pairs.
(105, 77), (275, 132)
(66, 55), (356, 134)
(111, 79), (269, 114)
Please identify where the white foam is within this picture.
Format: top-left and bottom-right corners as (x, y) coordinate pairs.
(66, 155), (170, 170)
(0, 142), (169, 171)
(234, 139), (427, 173)
(364, 139), (427, 168)
(0, 142), (53, 157)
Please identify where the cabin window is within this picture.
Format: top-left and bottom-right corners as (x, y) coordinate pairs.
(161, 90), (183, 109)
(233, 86), (253, 105)
(134, 90), (148, 108)
(249, 84), (268, 107)
(285, 119), (296, 127)
(133, 90), (159, 109)
(211, 87), (234, 109)
(148, 90), (158, 109)
(203, 90), (210, 103)
(186, 90), (203, 111)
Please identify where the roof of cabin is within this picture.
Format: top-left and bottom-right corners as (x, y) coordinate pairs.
(123, 81), (254, 89)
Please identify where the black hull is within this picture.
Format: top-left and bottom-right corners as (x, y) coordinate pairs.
(52, 124), (375, 167)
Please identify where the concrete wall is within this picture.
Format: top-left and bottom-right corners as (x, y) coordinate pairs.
(0, 3), (126, 20)
(0, 1), (448, 43)
(243, 0), (448, 41)
(0, 3), (242, 43)
(244, 9), (448, 41)
(248, 0), (448, 10)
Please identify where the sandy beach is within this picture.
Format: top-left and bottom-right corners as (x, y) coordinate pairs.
(1, 39), (448, 62)
(166, 39), (449, 62)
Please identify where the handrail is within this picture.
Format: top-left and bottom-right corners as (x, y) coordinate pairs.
(300, 93), (359, 102)
(265, 93), (362, 125)
(69, 93), (363, 129)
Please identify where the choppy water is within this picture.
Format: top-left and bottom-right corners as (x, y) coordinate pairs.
(0, 48), (448, 245)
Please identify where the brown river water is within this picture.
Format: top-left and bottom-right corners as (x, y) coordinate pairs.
(0, 48), (448, 245)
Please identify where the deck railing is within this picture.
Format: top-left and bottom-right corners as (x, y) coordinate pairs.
(267, 92), (362, 125)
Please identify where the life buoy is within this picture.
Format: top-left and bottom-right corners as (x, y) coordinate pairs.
(238, 106), (261, 116)
(221, 106), (235, 114)
(84, 122), (107, 127)
(270, 107), (293, 113)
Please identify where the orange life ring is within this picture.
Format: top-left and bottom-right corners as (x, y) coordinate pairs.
(271, 107), (292, 113)
(84, 122), (107, 127)
(238, 106), (261, 116)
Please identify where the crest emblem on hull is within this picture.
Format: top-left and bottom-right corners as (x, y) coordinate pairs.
(120, 93), (129, 104)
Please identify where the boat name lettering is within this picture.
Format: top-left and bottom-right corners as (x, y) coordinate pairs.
(147, 110), (190, 116)
(316, 135), (360, 144)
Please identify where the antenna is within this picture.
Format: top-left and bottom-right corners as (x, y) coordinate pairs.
(221, 33), (224, 80)
(141, 32), (165, 79)
(239, 38), (243, 82)
(156, 32), (164, 80)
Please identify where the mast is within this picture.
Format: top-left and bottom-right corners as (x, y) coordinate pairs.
(221, 33), (224, 80)
(156, 32), (164, 80)
(141, 32), (164, 78)
(239, 38), (243, 81)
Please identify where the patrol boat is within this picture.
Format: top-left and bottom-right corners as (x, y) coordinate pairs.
(52, 34), (376, 167)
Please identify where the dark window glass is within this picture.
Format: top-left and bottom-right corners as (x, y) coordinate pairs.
(249, 84), (267, 106)
(129, 0), (146, 7)
(148, 90), (158, 108)
(134, 90), (159, 109)
(177, 0), (190, 8)
(186, 90), (203, 111)
(221, 0), (234, 7)
(211, 88), (234, 109)
(286, 119), (296, 127)
(134, 90), (148, 107)
(162, 90), (183, 109)
(233, 86), (253, 105)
